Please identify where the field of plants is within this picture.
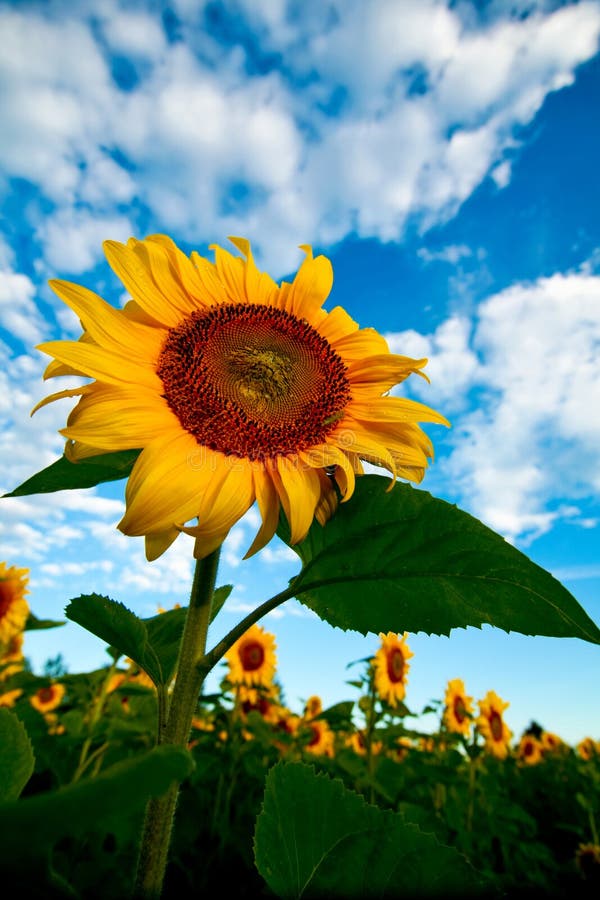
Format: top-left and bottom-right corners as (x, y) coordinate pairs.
(1, 579), (599, 899)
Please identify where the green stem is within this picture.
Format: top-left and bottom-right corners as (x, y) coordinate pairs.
(71, 661), (117, 784)
(199, 582), (297, 678)
(134, 547), (221, 900)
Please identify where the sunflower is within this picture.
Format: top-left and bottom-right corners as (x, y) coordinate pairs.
(0, 632), (25, 681)
(35, 235), (448, 561)
(517, 733), (543, 765)
(303, 695), (323, 719)
(540, 730), (565, 754)
(346, 729), (383, 757)
(443, 678), (474, 737)
(577, 737), (597, 760)
(575, 843), (600, 880)
(224, 622), (277, 688)
(0, 562), (29, 645)
(476, 690), (512, 759)
(30, 682), (66, 714)
(372, 631), (414, 707)
(0, 688), (22, 708)
(302, 718), (335, 757)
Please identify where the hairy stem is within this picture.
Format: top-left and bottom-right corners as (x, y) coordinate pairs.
(133, 547), (221, 899)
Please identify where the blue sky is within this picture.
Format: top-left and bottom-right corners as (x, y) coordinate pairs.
(1, 0), (600, 746)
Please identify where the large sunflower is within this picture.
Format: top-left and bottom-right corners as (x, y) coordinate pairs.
(0, 562), (30, 645)
(35, 235), (448, 560)
(476, 690), (512, 759)
(224, 622), (277, 688)
(372, 631), (414, 707)
(443, 677), (474, 737)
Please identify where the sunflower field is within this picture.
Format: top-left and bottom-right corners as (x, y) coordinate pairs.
(1, 586), (599, 899)
(2, 235), (600, 899)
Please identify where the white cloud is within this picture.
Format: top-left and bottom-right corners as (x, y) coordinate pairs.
(393, 272), (600, 543)
(0, 1), (598, 275)
(417, 244), (473, 265)
(0, 268), (46, 344)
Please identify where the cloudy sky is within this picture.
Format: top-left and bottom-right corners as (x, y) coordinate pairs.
(1, 0), (600, 745)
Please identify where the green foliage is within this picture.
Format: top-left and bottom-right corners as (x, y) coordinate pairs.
(279, 475), (600, 644)
(25, 612), (66, 631)
(3, 449), (140, 497)
(254, 759), (486, 897)
(0, 708), (35, 802)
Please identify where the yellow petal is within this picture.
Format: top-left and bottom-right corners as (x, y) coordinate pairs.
(145, 527), (181, 561)
(209, 243), (247, 304)
(103, 240), (185, 327)
(62, 386), (178, 450)
(298, 443), (356, 502)
(331, 328), (389, 360)
(243, 465), (280, 559)
(49, 280), (165, 362)
(284, 246), (333, 320)
(317, 305), (359, 343)
(271, 457), (321, 544)
(36, 341), (162, 391)
(31, 386), (88, 416)
(350, 398), (450, 427)
(227, 236), (279, 307)
(129, 237), (201, 318)
(120, 433), (225, 534)
(181, 463), (256, 559)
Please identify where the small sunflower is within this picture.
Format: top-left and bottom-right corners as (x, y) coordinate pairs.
(476, 690), (512, 759)
(0, 688), (22, 708)
(517, 733), (543, 765)
(303, 695), (323, 719)
(30, 682), (66, 714)
(303, 718), (335, 757)
(575, 843), (600, 880)
(35, 235), (448, 561)
(577, 737), (597, 760)
(0, 562), (29, 645)
(224, 623), (277, 688)
(0, 632), (25, 681)
(372, 631), (414, 707)
(443, 678), (474, 737)
(346, 729), (383, 756)
(540, 730), (565, 753)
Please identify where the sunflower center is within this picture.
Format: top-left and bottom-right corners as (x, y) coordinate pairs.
(157, 303), (350, 459)
(387, 649), (405, 684)
(490, 710), (503, 741)
(0, 583), (13, 619)
(453, 696), (466, 723)
(37, 687), (55, 704)
(239, 640), (265, 672)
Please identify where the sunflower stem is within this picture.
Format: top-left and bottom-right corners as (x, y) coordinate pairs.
(133, 547), (221, 900)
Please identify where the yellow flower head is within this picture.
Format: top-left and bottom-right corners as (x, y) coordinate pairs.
(576, 737), (597, 760)
(346, 729), (383, 756)
(0, 632), (25, 682)
(303, 718), (335, 757)
(540, 731), (565, 753)
(372, 631), (414, 707)
(224, 623), (277, 688)
(303, 695), (323, 719)
(0, 688), (23, 708)
(443, 678), (474, 737)
(517, 733), (543, 765)
(30, 682), (66, 714)
(35, 235), (448, 561)
(476, 690), (512, 759)
(0, 562), (30, 645)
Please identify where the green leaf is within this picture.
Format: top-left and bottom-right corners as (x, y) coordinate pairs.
(3, 449), (140, 497)
(0, 709), (35, 802)
(279, 475), (600, 644)
(25, 612), (66, 631)
(65, 594), (162, 686)
(209, 583), (233, 623)
(254, 760), (485, 898)
(0, 745), (193, 860)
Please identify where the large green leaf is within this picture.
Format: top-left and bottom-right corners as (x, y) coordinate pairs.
(254, 760), (485, 897)
(66, 594), (163, 685)
(3, 449), (140, 497)
(0, 709), (35, 803)
(278, 475), (600, 643)
(0, 744), (193, 859)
